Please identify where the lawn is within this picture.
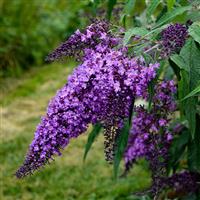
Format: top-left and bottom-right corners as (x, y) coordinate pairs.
(0, 62), (150, 200)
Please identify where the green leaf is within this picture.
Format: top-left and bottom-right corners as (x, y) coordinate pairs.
(178, 70), (189, 116)
(181, 83), (200, 101)
(189, 113), (200, 172)
(120, 0), (136, 27)
(187, 10), (200, 22)
(123, 0), (136, 16)
(146, 0), (160, 18)
(123, 27), (149, 45)
(92, 0), (101, 15)
(114, 120), (130, 179)
(180, 39), (200, 91)
(124, 24), (167, 45)
(93, 0), (100, 8)
(148, 79), (157, 112)
(170, 54), (186, 70)
(155, 6), (191, 28)
(169, 129), (189, 170)
(107, 0), (117, 20)
(178, 39), (200, 137)
(188, 140), (200, 172)
(169, 58), (181, 81)
(180, 73), (197, 138)
(188, 114), (200, 172)
(145, 24), (168, 42)
(167, 0), (175, 11)
(83, 124), (102, 161)
(188, 22), (200, 44)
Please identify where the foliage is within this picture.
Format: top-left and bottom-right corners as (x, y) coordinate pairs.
(4, 0), (200, 199)
(83, 123), (102, 161)
(0, 0), (91, 77)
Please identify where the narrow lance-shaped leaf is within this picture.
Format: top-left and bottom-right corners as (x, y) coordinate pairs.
(146, 0), (160, 18)
(178, 39), (200, 137)
(167, 0), (175, 11)
(148, 79), (156, 112)
(123, 27), (148, 45)
(92, 0), (101, 14)
(169, 58), (181, 81)
(120, 0), (136, 26)
(188, 114), (200, 172)
(169, 129), (190, 169)
(183, 82), (196, 138)
(155, 6), (191, 28)
(188, 22), (200, 45)
(83, 124), (102, 161)
(124, 24), (168, 46)
(145, 24), (168, 38)
(114, 120), (130, 179)
(107, 0), (117, 20)
(181, 83), (200, 101)
(170, 54), (186, 70)
(180, 39), (200, 89)
(123, 0), (136, 15)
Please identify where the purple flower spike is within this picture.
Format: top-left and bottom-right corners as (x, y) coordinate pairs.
(124, 80), (177, 195)
(16, 22), (159, 178)
(161, 23), (188, 57)
(166, 171), (200, 194)
(124, 80), (176, 167)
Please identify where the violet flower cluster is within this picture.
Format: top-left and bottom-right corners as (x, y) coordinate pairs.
(165, 171), (200, 194)
(124, 80), (177, 195)
(161, 23), (188, 56)
(124, 81), (176, 167)
(46, 20), (118, 62)
(16, 20), (159, 178)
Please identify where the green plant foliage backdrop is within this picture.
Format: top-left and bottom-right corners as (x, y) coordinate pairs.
(0, 0), (92, 77)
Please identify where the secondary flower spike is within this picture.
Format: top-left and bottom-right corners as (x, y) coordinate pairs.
(124, 81), (176, 167)
(165, 171), (200, 194)
(124, 80), (177, 195)
(161, 23), (188, 56)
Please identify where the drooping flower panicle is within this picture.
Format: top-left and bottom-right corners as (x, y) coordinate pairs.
(161, 23), (188, 56)
(16, 20), (159, 178)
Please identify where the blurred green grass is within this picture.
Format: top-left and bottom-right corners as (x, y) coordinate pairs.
(0, 0), (91, 76)
(0, 63), (150, 200)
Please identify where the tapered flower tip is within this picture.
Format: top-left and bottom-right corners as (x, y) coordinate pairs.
(15, 167), (28, 179)
(15, 149), (50, 178)
(45, 20), (110, 62)
(15, 161), (39, 179)
(15, 113), (70, 178)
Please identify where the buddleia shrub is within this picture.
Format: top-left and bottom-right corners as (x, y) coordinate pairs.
(16, 0), (200, 199)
